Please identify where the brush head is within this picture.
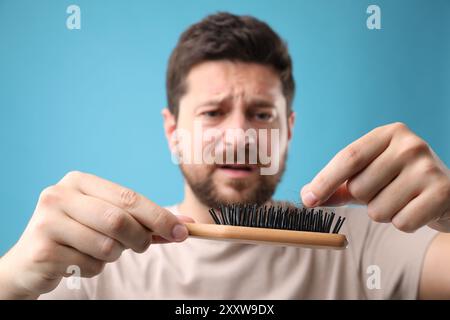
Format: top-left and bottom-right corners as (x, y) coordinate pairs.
(209, 204), (346, 234)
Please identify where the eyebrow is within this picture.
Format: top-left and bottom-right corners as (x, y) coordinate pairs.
(247, 99), (276, 109)
(195, 98), (227, 109)
(195, 97), (275, 109)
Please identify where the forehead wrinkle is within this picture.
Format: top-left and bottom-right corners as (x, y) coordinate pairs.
(184, 61), (285, 112)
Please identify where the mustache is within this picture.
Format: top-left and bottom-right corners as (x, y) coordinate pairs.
(202, 142), (272, 166)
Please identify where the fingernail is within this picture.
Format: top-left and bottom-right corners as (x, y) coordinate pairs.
(303, 191), (319, 207)
(171, 224), (188, 241)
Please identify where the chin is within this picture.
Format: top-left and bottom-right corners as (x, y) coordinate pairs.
(214, 185), (256, 203)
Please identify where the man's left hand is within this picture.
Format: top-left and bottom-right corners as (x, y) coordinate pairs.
(301, 122), (450, 233)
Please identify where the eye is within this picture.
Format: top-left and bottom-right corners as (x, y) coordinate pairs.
(202, 110), (223, 118)
(253, 112), (273, 122)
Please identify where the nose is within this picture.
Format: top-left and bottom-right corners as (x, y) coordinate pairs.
(221, 109), (255, 151)
(224, 108), (250, 131)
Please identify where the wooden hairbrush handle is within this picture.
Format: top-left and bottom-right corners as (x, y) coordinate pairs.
(184, 223), (348, 250)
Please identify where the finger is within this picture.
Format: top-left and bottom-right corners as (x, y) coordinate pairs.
(59, 171), (188, 242)
(317, 183), (360, 207)
(47, 211), (124, 262)
(151, 235), (171, 244)
(366, 168), (423, 223)
(345, 145), (403, 203)
(301, 125), (393, 207)
(60, 189), (152, 253)
(150, 216), (196, 244)
(391, 186), (447, 233)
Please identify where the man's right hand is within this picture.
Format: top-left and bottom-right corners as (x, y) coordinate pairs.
(0, 171), (192, 299)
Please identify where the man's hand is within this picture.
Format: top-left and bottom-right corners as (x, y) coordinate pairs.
(301, 122), (450, 233)
(0, 171), (193, 299)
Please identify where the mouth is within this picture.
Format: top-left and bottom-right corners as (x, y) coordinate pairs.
(216, 164), (257, 178)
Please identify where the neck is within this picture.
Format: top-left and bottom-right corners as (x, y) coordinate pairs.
(178, 183), (215, 224)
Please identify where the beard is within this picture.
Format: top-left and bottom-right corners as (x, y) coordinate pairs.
(180, 152), (287, 209)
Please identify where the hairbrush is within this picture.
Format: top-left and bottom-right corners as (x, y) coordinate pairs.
(183, 204), (347, 250)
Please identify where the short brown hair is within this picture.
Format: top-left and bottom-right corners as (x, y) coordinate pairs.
(166, 12), (295, 118)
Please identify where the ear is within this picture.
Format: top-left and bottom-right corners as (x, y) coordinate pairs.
(161, 108), (177, 152)
(287, 111), (295, 142)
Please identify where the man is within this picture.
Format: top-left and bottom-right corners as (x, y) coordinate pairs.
(0, 12), (449, 299)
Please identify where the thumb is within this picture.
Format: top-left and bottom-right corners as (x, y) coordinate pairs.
(301, 182), (360, 207)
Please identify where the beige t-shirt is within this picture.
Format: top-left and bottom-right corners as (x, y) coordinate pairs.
(39, 204), (438, 300)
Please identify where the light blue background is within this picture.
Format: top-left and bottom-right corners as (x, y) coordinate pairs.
(0, 0), (449, 255)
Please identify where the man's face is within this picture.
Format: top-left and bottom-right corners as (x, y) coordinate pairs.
(164, 61), (295, 207)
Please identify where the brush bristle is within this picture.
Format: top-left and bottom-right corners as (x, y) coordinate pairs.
(209, 204), (346, 234)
